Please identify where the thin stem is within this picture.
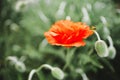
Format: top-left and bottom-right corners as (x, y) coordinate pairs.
(28, 64), (53, 80)
(28, 69), (36, 80)
(63, 63), (67, 70)
(76, 69), (89, 80)
(94, 30), (101, 41)
(107, 36), (113, 46)
(63, 48), (75, 70)
(18, 73), (22, 80)
(63, 48), (70, 70)
(37, 64), (53, 71)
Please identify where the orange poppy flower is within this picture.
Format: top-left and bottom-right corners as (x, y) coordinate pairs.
(44, 20), (93, 47)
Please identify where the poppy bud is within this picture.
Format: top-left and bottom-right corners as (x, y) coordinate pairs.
(108, 46), (116, 59)
(10, 23), (19, 32)
(15, 1), (27, 12)
(51, 67), (64, 80)
(15, 61), (26, 72)
(95, 40), (108, 57)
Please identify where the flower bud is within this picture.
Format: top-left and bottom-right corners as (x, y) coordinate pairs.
(95, 40), (108, 57)
(15, 61), (26, 72)
(10, 23), (19, 32)
(108, 46), (116, 59)
(15, 1), (27, 12)
(51, 67), (64, 80)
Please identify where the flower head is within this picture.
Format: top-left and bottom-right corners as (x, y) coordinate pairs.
(44, 20), (93, 47)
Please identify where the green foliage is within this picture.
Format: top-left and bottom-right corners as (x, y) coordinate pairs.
(0, 0), (119, 80)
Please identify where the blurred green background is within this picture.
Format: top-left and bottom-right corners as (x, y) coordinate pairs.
(0, 0), (120, 80)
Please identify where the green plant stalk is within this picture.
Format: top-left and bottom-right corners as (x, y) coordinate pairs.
(107, 36), (113, 46)
(94, 30), (101, 41)
(28, 64), (52, 80)
(63, 48), (74, 70)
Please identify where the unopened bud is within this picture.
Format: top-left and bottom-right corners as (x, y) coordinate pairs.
(15, 1), (27, 12)
(108, 46), (116, 59)
(15, 61), (26, 72)
(95, 40), (108, 57)
(10, 23), (19, 32)
(51, 67), (64, 80)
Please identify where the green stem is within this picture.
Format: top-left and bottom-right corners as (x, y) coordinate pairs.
(94, 31), (101, 41)
(36, 64), (53, 71)
(28, 69), (36, 80)
(28, 64), (53, 80)
(63, 63), (67, 70)
(107, 36), (113, 46)
(63, 48), (70, 70)
(76, 69), (89, 80)
(18, 73), (22, 80)
(63, 48), (75, 70)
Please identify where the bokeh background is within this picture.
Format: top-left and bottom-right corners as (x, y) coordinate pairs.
(0, 0), (120, 80)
